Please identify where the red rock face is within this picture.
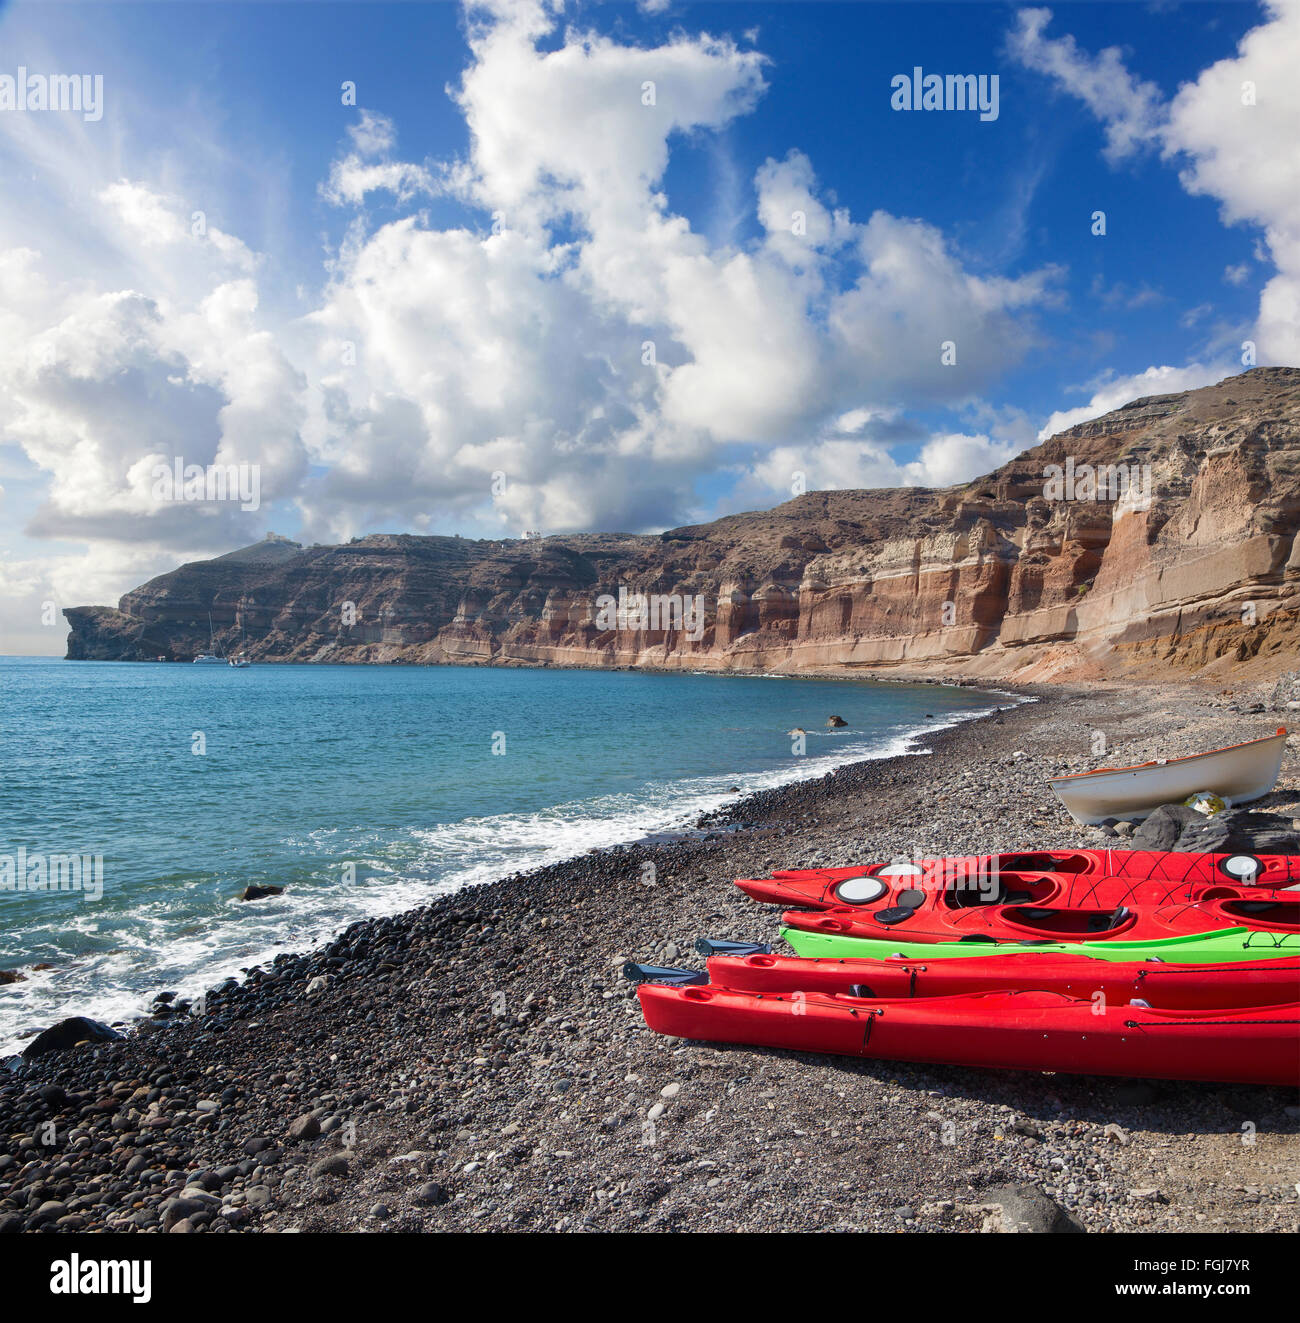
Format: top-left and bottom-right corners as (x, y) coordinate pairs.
(65, 368), (1300, 681)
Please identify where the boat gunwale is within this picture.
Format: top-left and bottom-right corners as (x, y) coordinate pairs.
(1045, 728), (1287, 786)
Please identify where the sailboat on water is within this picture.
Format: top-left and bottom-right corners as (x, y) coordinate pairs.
(193, 610), (251, 665)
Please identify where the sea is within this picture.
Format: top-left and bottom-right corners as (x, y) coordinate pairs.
(0, 658), (1008, 1053)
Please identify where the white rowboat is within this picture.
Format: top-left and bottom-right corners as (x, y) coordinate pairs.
(1048, 728), (1288, 825)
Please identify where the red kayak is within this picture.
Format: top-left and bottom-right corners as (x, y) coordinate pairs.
(754, 855), (1300, 945)
(701, 950), (1300, 1010)
(636, 982), (1300, 1085)
(736, 848), (1300, 909)
(778, 885), (1300, 944)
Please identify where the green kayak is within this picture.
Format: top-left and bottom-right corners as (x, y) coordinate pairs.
(780, 924), (1300, 964)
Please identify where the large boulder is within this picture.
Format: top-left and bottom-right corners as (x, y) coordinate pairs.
(21, 1016), (123, 1061)
(973, 1185), (1084, 1234)
(1173, 815), (1235, 853)
(1206, 809), (1300, 854)
(1132, 805), (1300, 854)
(1131, 804), (1199, 851)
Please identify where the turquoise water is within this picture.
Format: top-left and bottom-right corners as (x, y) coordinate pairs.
(0, 658), (1004, 1050)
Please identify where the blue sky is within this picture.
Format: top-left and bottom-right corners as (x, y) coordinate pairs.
(0, 0), (1296, 652)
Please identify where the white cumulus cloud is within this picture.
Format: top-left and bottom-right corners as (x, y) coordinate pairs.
(300, 4), (1061, 539)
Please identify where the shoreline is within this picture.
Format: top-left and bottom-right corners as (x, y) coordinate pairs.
(0, 668), (1020, 1056)
(41, 649), (1020, 683)
(1, 678), (1297, 1233)
(24, 648), (1204, 695)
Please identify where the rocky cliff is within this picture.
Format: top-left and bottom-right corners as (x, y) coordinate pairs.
(64, 367), (1300, 682)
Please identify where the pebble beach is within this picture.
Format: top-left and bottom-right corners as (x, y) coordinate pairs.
(3, 677), (1299, 1235)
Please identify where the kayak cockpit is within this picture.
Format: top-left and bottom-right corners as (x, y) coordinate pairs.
(1217, 900), (1300, 931)
(999, 905), (1137, 938)
(998, 852), (1093, 874)
(941, 871), (1056, 910)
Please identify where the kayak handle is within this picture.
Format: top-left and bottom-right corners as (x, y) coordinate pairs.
(622, 962), (708, 987)
(694, 938), (772, 957)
